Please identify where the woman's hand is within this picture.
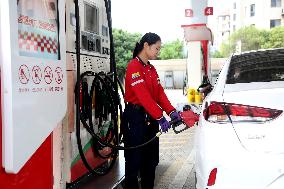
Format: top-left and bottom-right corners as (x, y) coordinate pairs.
(157, 116), (171, 133)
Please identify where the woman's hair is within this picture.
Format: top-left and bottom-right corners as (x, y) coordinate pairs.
(132, 32), (161, 58)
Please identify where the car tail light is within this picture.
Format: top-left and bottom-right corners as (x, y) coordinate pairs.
(207, 168), (217, 186)
(203, 101), (283, 123)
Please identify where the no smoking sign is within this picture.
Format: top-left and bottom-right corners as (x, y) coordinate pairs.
(54, 67), (63, 84)
(44, 66), (53, 84)
(18, 64), (30, 84)
(32, 66), (42, 84)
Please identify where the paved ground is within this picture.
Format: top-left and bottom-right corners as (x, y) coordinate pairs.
(153, 89), (197, 189)
(154, 128), (196, 189)
(76, 89), (198, 189)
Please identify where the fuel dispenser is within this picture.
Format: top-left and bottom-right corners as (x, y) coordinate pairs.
(181, 0), (214, 102)
(64, 0), (120, 185)
(0, 0), (66, 188)
(65, 1), (200, 186)
(0, 0), (201, 188)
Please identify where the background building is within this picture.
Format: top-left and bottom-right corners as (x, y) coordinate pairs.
(209, 0), (284, 52)
(211, 10), (231, 51)
(231, 0), (284, 53)
(150, 58), (226, 89)
(230, 0), (284, 33)
(150, 59), (187, 89)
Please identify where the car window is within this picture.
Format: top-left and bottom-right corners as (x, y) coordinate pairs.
(226, 50), (284, 84)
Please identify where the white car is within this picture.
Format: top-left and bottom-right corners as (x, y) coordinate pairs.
(195, 48), (284, 189)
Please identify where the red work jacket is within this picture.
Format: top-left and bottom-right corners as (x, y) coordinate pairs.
(124, 57), (175, 120)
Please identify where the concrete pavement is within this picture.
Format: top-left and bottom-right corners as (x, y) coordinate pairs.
(75, 89), (198, 189)
(154, 128), (196, 189)
(153, 89), (197, 189)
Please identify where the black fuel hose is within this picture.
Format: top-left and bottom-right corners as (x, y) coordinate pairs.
(73, 0), (173, 177)
(75, 71), (118, 159)
(73, 0), (110, 177)
(96, 72), (124, 144)
(78, 71), (164, 150)
(73, 0), (118, 176)
(75, 69), (182, 176)
(80, 113), (163, 150)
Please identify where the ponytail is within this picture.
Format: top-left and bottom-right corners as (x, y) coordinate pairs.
(132, 32), (161, 58)
(132, 42), (143, 58)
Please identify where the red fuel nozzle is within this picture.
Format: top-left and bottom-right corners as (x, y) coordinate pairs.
(180, 110), (199, 128)
(170, 109), (199, 134)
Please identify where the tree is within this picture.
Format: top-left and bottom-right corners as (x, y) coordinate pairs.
(219, 26), (269, 57)
(159, 39), (184, 60)
(219, 42), (232, 57)
(261, 26), (284, 49)
(113, 29), (141, 81)
(113, 29), (185, 79)
(232, 26), (269, 52)
(211, 50), (225, 58)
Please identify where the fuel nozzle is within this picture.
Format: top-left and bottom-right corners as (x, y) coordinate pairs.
(180, 109), (199, 128)
(183, 104), (191, 111)
(171, 105), (199, 134)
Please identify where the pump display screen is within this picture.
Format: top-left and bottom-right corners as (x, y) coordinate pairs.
(17, 0), (60, 60)
(85, 3), (99, 34)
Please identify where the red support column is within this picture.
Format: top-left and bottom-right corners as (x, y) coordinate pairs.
(201, 40), (209, 76)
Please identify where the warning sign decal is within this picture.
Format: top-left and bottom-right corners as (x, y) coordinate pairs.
(18, 64), (30, 84)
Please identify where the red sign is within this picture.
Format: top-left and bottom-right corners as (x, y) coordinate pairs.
(204, 7), (213, 15)
(44, 66), (53, 84)
(32, 66), (42, 84)
(54, 67), (63, 84)
(185, 9), (193, 17)
(18, 65), (30, 84)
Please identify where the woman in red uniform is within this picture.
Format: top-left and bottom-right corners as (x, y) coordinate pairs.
(122, 32), (181, 189)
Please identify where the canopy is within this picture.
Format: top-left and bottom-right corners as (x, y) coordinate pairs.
(181, 24), (213, 44)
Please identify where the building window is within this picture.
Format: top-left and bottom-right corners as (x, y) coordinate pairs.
(233, 14), (236, 21)
(233, 25), (236, 31)
(233, 2), (237, 9)
(250, 4), (255, 17)
(270, 19), (281, 28)
(271, 0), (281, 7)
(102, 25), (108, 36)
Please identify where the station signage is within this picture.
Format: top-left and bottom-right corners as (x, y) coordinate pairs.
(0, 0), (66, 173)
